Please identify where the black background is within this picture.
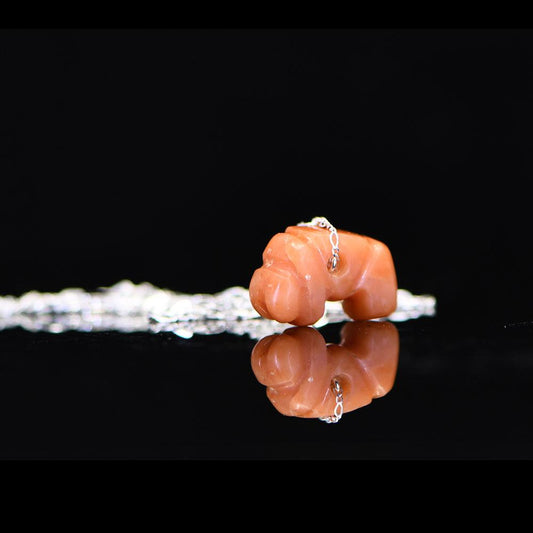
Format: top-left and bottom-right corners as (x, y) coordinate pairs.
(1, 29), (532, 459)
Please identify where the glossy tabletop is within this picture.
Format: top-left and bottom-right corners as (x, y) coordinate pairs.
(0, 313), (530, 459)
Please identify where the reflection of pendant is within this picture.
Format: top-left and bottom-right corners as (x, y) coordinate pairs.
(251, 321), (400, 422)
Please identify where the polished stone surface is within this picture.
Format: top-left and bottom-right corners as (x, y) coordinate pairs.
(249, 225), (397, 325)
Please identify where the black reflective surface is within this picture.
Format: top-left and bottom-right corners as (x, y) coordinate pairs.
(1, 29), (532, 459)
(0, 317), (531, 459)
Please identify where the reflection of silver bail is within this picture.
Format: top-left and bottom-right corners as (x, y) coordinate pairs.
(319, 378), (344, 423)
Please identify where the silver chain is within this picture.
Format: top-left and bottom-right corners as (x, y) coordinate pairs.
(319, 378), (344, 423)
(0, 280), (436, 339)
(297, 216), (340, 271)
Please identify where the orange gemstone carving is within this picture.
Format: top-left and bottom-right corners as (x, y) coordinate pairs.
(249, 225), (397, 326)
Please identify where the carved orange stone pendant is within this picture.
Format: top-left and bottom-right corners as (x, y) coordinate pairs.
(249, 219), (398, 326)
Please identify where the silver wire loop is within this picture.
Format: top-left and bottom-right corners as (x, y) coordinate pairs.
(297, 216), (340, 272)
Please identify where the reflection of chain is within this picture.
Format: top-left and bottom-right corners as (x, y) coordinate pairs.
(319, 378), (344, 423)
(297, 216), (340, 271)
